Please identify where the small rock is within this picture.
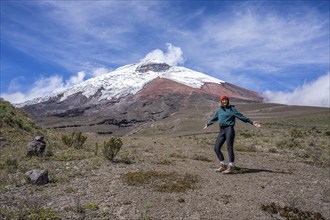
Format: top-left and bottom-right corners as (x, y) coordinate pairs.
(25, 169), (49, 185)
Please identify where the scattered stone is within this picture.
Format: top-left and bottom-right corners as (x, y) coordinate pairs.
(25, 169), (50, 185)
(26, 135), (46, 156)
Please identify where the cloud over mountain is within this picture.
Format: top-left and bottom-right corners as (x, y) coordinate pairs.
(263, 72), (330, 107)
(140, 43), (184, 66)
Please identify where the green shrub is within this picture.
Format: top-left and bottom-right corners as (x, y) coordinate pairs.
(192, 154), (212, 162)
(102, 137), (123, 161)
(276, 138), (300, 149)
(0, 158), (18, 171)
(83, 203), (99, 211)
(61, 132), (87, 149)
(290, 129), (304, 138)
(0, 99), (40, 132)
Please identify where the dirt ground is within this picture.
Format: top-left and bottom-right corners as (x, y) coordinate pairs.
(1, 133), (329, 220)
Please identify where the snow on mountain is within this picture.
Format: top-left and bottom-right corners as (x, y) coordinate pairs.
(17, 60), (225, 107)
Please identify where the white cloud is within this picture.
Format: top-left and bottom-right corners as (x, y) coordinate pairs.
(67, 71), (86, 86)
(1, 92), (29, 104)
(263, 73), (330, 107)
(1, 75), (65, 104)
(90, 68), (110, 77)
(184, 5), (329, 76)
(1, 71), (89, 104)
(141, 43), (184, 66)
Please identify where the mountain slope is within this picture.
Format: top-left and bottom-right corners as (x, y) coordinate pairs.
(19, 61), (263, 134)
(18, 61), (225, 107)
(19, 60), (262, 108)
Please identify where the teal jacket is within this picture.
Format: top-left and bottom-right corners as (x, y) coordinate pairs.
(207, 105), (253, 128)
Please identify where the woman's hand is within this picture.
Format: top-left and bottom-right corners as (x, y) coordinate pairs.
(203, 124), (208, 129)
(253, 121), (261, 128)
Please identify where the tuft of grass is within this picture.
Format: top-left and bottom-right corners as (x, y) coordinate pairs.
(290, 129), (304, 138)
(192, 154), (212, 162)
(240, 132), (254, 138)
(64, 187), (76, 194)
(261, 202), (325, 220)
(122, 171), (199, 193)
(83, 203), (99, 211)
(156, 173), (198, 193)
(154, 158), (173, 165)
(276, 138), (301, 149)
(169, 152), (187, 159)
(236, 145), (258, 152)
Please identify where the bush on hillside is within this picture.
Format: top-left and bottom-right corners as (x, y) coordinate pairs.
(0, 99), (40, 132)
(102, 137), (123, 161)
(61, 132), (87, 149)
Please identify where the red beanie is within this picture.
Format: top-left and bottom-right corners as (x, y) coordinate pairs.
(220, 95), (229, 101)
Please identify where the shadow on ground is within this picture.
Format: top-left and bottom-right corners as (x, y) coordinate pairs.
(234, 167), (292, 175)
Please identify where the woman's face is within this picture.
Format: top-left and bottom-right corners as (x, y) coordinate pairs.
(221, 98), (229, 106)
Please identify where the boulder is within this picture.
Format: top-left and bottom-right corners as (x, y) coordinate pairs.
(26, 135), (46, 156)
(25, 169), (49, 185)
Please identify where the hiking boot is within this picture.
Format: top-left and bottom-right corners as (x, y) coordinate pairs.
(215, 164), (227, 172)
(222, 165), (234, 174)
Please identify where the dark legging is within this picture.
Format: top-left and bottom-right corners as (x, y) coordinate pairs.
(214, 126), (235, 163)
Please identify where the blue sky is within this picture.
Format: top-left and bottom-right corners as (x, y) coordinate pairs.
(1, 0), (329, 107)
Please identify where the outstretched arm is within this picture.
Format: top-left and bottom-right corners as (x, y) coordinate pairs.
(232, 107), (261, 128)
(232, 107), (252, 124)
(204, 111), (219, 129)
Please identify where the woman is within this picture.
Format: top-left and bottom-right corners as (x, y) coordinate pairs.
(203, 95), (261, 174)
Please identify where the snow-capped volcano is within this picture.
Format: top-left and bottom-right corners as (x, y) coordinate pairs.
(19, 60), (224, 107)
(20, 60), (263, 134)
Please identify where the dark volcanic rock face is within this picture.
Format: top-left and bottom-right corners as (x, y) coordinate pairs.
(136, 63), (171, 73)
